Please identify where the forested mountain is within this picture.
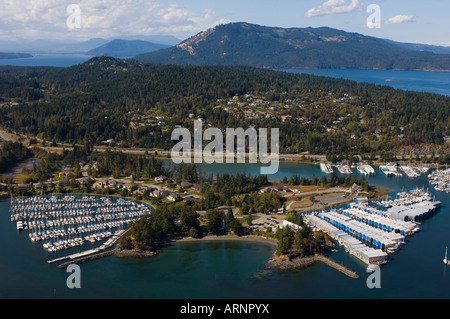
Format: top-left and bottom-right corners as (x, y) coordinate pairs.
(135, 22), (450, 71)
(87, 39), (169, 58)
(384, 39), (450, 55)
(0, 57), (449, 158)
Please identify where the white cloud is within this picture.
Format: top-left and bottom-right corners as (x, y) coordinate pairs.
(385, 15), (416, 25)
(0, 0), (225, 41)
(305, 0), (362, 17)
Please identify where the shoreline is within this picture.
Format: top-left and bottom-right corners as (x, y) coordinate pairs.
(171, 234), (278, 246)
(115, 234), (360, 279)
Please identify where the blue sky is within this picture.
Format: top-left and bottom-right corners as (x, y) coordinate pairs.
(0, 0), (449, 46)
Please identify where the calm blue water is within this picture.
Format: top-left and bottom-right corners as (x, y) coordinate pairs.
(1, 163), (449, 299)
(281, 68), (450, 96)
(0, 55), (92, 67)
(1, 57), (449, 97)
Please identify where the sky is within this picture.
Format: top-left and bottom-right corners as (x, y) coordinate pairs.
(0, 0), (449, 46)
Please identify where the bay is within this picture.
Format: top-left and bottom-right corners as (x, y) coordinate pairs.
(0, 55), (92, 68)
(2, 56), (450, 97)
(280, 68), (450, 96)
(1, 162), (449, 299)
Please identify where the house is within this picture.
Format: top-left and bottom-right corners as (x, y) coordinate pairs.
(77, 177), (92, 186)
(59, 169), (74, 179)
(260, 186), (292, 193)
(123, 183), (137, 191)
(350, 183), (363, 194)
(150, 189), (170, 199)
(155, 176), (168, 183)
(166, 193), (182, 202)
(93, 179), (120, 190)
(137, 186), (155, 195)
(178, 181), (193, 189)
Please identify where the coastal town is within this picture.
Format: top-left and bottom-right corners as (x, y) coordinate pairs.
(1, 128), (446, 273)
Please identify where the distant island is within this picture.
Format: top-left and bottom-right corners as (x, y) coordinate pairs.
(135, 22), (450, 71)
(0, 52), (32, 60)
(86, 39), (170, 58)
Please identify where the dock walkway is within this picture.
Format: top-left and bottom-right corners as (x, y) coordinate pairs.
(315, 255), (359, 279)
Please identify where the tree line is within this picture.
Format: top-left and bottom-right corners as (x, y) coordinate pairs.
(0, 57), (448, 158)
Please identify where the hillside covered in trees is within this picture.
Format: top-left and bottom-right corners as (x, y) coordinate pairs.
(136, 22), (450, 71)
(0, 57), (449, 158)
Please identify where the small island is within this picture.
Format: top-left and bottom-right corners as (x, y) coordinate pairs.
(0, 52), (33, 60)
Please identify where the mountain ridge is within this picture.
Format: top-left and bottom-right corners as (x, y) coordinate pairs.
(135, 22), (450, 71)
(86, 39), (170, 58)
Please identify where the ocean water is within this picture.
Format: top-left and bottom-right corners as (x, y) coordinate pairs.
(1, 163), (449, 299)
(281, 68), (450, 96)
(0, 55), (92, 68)
(1, 56), (450, 97)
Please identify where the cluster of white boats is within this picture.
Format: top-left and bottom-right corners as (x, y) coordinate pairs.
(10, 195), (151, 253)
(428, 168), (450, 193)
(379, 164), (430, 177)
(377, 187), (434, 208)
(320, 163), (376, 176)
(321, 162), (431, 179)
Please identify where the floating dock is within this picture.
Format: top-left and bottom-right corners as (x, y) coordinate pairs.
(10, 195), (149, 264)
(305, 213), (389, 265)
(304, 188), (441, 265)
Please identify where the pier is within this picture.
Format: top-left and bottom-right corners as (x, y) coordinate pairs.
(315, 255), (359, 279)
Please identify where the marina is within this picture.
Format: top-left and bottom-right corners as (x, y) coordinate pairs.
(0, 161), (449, 299)
(9, 195), (151, 263)
(428, 168), (450, 193)
(304, 188), (441, 265)
(400, 166), (421, 178)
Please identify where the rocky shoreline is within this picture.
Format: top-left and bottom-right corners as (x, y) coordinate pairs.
(114, 248), (157, 258)
(58, 235), (358, 279)
(264, 252), (318, 272)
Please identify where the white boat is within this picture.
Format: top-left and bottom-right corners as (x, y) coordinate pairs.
(337, 164), (352, 175)
(320, 163), (334, 174)
(444, 247), (449, 265)
(363, 165), (376, 176)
